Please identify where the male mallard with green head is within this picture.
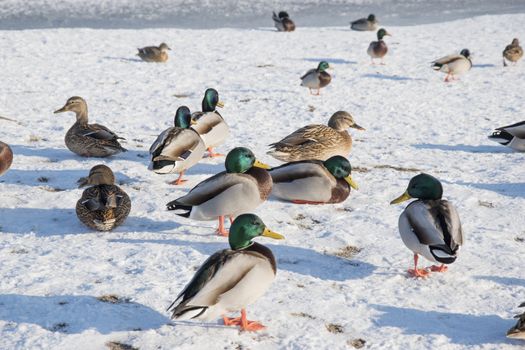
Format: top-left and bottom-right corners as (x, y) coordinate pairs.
(503, 38), (523, 67)
(269, 156), (358, 204)
(390, 173), (463, 278)
(191, 88), (229, 158)
(351, 14), (378, 31)
(168, 213), (284, 332)
(54, 96), (126, 157)
(431, 49), (472, 82)
(272, 11), (295, 32)
(137, 43), (171, 62)
(76, 165), (131, 231)
(367, 28), (391, 64)
(0, 141), (13, 176)
(300, 61), (331, 95)
(167, 147), (272, 236)
(149, 106), (206, 185)
(267, 111), (364, 162)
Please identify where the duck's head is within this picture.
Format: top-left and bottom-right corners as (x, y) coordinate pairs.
(225, 147), (270, 173)
(54, 96), (88, 121)
(159, 43), (171, 52)
(377, 28), (391, 40)
(278, 11), (290, 19)
(317, 61), (330, 72)
(390, 173), (443, 204)
(512, 38), (520, 46)
(367, 14), (376, 22)
(460, 49), (471, 59)
(77, 164), (115, 188)
(327, 111), (365, 131)
(324, 156), (358, 190)
(202, 88), (224, 112)
(229, 213), (284, 250)
(174, 106), (195, 129)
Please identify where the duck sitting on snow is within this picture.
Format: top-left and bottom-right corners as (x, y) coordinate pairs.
(0, 141), (13, 176)
(149, 106), (206, 185)
(137, 43), (171, 62)
(167, 213), (284, 332)
(76, 165), (131, 231)
(350, 14), (378, 31)
(269, 156), (358, 204)
(300, 61), (332, 95)
(488, 120), (525, 152)
(507, 302), (525, 340)
(272, 11), (295, 32)
(390, 173), (463, 278)
(367, 28), (391, 64)
(503, 38), (523, 67)
(166, 147), (272, 236)
(54, 96), (126, 158)
(431, 49), (472, 82)
(267, 111), (364, 162)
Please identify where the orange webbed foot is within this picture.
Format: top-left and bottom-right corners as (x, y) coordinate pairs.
(215, 228), (229, 237)
(241, 320), (266, 332)
(206, 148), (224, 158)
(408, 268), (430, 278)
(223, 316), (241, 326)
(430, 264), (448, 272)
(168, 178), (187, 185)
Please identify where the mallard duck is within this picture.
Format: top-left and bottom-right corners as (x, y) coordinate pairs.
(390, 173), (463, 278)
(167, 147), (272, 236)
(269, 156), (358, 204)
(488, 120), (525, 152)
(76, 165), (131, 231)
(0, 141), (13, 176)
(431, 49), (472, 82)
(300, 61), (332, 95)
(54, 96), (126, 157)
(367, 28), (391, 64)
(507, 302), (525, 340)
(167, 213), (284, 332)
(350, 14), (378, 31)
(272, 11), (295, 32)
(191, 88), (229, 158)
(267, 111), (364, 162)
(503, 38), (523, 67)
(149, 106), (206, 185)
(137, 43), (171, 62)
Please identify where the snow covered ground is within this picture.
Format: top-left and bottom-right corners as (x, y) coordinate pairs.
(1, 11), (525, 350)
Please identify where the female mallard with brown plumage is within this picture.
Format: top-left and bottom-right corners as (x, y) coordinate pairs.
(350, 14), (378, 31)
(272, 11), (295, 32)
(367, 28), (391, 64)
(267, 111), (365, 162)
(503, 38), (523, 66)
(54, 96), (126, 157)
(137, 43), (171, 62)
(431, 49), (472, 82)
(166, 147), (272, 236)
(300, 61), (331, 95)
(149, 106), (206, 185)
(0, 141), (13, 176)
(76, 165), (131, 231)
(269, 156), (358, 204)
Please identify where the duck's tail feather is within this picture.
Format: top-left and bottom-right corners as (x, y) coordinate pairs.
(166, 200), (192, 218)
(429, 244), (456, 264)
(169, 304), (208, 320)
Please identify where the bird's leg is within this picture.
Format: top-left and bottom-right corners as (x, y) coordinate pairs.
(444, 74), (451, 82)
(380, 59), (386, 65)
(503, 58), (508, 67)
(215, 216), (229, 236)
(206, 147), (224, 158)
(229, 215), (234, 224)
(239, 308), (265, 332)
(222, 315), (241, 326)
(315, 89), (320, 96)
(168, 171), (187, 185)
(430, 264), (448, 272)
(308, 88), (314, 95)
(370, 58), (375, 65)
(407, 254), (429, 278)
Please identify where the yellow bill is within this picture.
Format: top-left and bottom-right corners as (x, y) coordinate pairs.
(390, 190), (412, 205)
(216, 101), (225, 108)
(344, 175), (359, 190)
(262, 227), (285, 240)
(253, 159), (271, 169)
(190, 119), (198, 125)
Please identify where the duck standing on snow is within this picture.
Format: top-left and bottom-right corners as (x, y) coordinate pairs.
(367, 28), (391, 64)
(267, 111), (364, 162)
(166, 147), (272, 236)
(191, 88), (229, 158)
(503, 38), (523, 66)
(507, 302), (525, 340)
(488, 120), (525, 152)
(149, 106), (206, 185)
(390, 173), (463, 278)
(54, 96), (126, 157)
(272, 11), (295, 32)
(300, 61), (332, 95)
(269, 156), (358, 204)
(167, 213), (284, 332)
(137, 43), (171, 62)
(350, 14), (378, 31)
(0, 141), (13, 176)
(431, 49), (472, 82)
(76, 165), (131, 231)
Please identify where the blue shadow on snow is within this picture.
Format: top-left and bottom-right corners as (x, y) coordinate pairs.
(412, 143), (512, 154)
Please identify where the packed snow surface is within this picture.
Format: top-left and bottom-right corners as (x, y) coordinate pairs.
(1, 12), (525, 350)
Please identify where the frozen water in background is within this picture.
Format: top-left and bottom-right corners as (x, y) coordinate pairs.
(0, 0), (524, 29)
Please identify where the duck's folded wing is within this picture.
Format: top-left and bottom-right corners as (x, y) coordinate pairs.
(300, 68), (316, 80)
(84, 124), (120, 140)
(139, 46), (160, 56)
(432, 54), (462, 66)
(149, 128), (173, 154)
(497, 121), (525, 138)
(270, 125), (323, 147)
(437, 200), (463, 249)
(151, 129), (199, 161)
(269, 160), (326, 182)
(191, 112), (223, 135)
(404, 202), (446, 245)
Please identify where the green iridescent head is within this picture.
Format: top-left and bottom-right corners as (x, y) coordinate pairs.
(323, 156), (359, 190)
(367, 14), (376, 22)
(228, 213), (284, 250)
(390, 173), (443, 204)
(174, 106), (192, 129)
(224, 147), (270, 173)
(317, 61), (330, 72)
(202, 88), (224, 112)
(377, 28), (391, 40)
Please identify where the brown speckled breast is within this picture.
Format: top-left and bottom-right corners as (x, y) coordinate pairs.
(373, 41), (388, 58)
(329, 178), (351, 203)
(0, 141), (13, 176)
(319, 71), (332, 88)
(246, 167), (273, 201)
